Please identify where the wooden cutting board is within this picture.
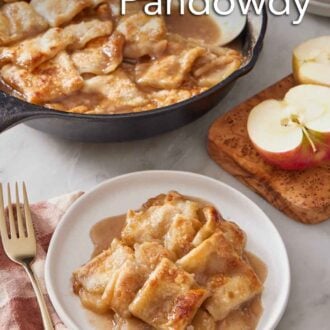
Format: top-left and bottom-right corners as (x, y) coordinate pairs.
(208, 75), (330, 224)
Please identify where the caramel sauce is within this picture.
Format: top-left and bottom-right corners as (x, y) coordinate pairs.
(86, 310), (116, 330)
(246, 252), (268, 284)
(217, 253), (267, 330)
(218, 296), (263, 330)
(165, 9), (221, 44)
(90, 214), (126, 257)
(88, 207), (267, 330)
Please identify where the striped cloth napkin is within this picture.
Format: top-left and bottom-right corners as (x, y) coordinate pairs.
(0, 191), (83, 330)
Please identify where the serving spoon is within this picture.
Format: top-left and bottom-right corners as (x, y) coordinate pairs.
(170, 0), (247, 46)
(210, 1), (247, 46)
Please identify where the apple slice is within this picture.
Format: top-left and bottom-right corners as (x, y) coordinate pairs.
(285, 85), (330, 141)
(247, 85), (330, 170)
(293, 36), (330, 87)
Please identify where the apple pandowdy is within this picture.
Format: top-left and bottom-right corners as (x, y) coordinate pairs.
(72, 192), (266, 329)
(0, 0), (243, 115)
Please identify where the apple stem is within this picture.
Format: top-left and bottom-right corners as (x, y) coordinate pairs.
(301, 126), (317, 153)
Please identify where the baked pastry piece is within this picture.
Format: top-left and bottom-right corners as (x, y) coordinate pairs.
(192, 205), (246, 255)
(101, 258), (146, 317)
(177, 231), (242, 285)
(30, 0), (90, 27)
(64, 19), (113, 51)
(135, 47), (206, 89)
(134, 241), (176, 273)
(73, 240), (176, 317)
(167, 33), (243, 88)
(73, 240), (134, 296)
(116, 12), (168, 58)
(164, 214), (202, 258)
(177, 231), (262, 322)
(73, 239), (144, 315)
(1, 51), (83, 103)
(193, 47), (242, 87)
(129, 258), (209, 329)
(0, 18), (113, 70)
(0, 2), (48, 46)
(0, 28), (75, 70)
(150, 87), (207, 108)
(121, 192), (201, 246)
(72, 245), (129, 312)
(82, 69), (149, 113)
(205, 264), (263, 321)
(71, 32), (124, 75)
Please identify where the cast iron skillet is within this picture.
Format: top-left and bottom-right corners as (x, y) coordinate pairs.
(0, 9), (267, 142)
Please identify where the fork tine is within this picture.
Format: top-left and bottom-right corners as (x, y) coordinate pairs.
(23, 182), (35, 239)
(15, 182), (25, 238)
(7, 184), (17, 239)
(0, 183), (9, 240)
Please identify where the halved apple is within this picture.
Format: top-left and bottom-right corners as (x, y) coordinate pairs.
(293, 36), (330, 87)
(247, 85), (330, 170)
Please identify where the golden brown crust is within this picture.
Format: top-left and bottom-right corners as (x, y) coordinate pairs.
(0, 2), (48, 46)
(0, 27), (75, 70)
(72, 192), (265, 328)
(0, 3), (243, 114)
(134, 241), (176, 273)
(205, 263), (263, 321)
(164, 214), (202, 258)
(1, 51), (83, 103)
(121, 191), (201, 247)
(30, 0), (91, 27)
(129, 258), (209, 329)
(116, 12), (167, 59)
(177, 231), (241, 284)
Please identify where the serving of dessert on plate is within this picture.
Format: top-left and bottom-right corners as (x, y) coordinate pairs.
(0, 0), (243, 115)
(72, 191), (267, 329)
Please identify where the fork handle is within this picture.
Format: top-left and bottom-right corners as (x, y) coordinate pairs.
(23, 264), (55, 330)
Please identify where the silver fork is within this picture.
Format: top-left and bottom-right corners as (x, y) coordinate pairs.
(0, 183), (54, 330)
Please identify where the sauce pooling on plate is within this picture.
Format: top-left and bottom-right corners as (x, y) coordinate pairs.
(90, 214), (126, 257)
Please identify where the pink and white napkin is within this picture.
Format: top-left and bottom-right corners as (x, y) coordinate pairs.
(0, 192), (83, 330)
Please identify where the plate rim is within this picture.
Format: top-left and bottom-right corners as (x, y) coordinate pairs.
(45, 170), (291, 330)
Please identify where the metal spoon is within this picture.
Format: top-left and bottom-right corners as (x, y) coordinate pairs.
(210, 1), (247, 46)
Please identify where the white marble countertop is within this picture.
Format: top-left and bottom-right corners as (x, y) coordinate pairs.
(0, 10), (329, 330)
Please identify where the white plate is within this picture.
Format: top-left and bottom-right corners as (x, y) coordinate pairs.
(45, 171), (290, 330)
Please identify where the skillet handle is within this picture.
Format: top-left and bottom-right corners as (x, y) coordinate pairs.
(0, 93), (48, 133)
